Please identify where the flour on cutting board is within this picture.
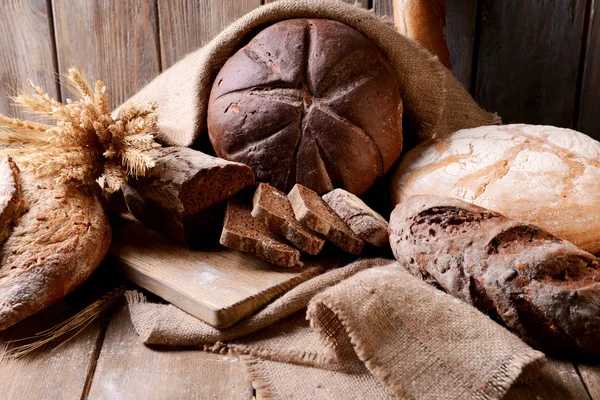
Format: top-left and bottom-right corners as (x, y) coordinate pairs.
(192, 261), (231, 286)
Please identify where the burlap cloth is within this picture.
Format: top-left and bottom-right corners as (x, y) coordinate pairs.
(123, 0), (500, 147)
(126, 259), (545, 399)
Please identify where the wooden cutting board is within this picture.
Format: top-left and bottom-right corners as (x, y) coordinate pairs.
(108, 218), (330, 329)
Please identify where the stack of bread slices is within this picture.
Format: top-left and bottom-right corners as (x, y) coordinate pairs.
(220, 183), (390, 267)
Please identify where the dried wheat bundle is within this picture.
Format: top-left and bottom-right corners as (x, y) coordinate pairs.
(0, 68), (160, 193)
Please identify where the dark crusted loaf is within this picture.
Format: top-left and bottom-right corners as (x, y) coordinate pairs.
(389, 195), (600, 357)
(123, 147), (254, 247)
(207, 19), (403, 195)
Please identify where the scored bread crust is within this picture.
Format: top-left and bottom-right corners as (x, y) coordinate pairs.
(208, 19), (403, 195)
(0, 172), (111, 330)
(391, 124), (600, 254)
(390, 195), (600, 356)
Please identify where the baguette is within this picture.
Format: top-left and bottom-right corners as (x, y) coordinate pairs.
(389, 195), (600, 357)
(394, 0), (452, 69)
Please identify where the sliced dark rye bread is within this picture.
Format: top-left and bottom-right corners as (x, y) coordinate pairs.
(252, 183), (324, 255)
(221, 198), (301, 268)
(123, 147), (254, 247)
(0, 156), (25, 245)
(390, 195), (600, 357)
(288, 184), (363, 255)
(323, 188), (389, 249)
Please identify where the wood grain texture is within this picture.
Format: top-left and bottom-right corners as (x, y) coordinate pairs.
(158, 0), (261, 69)
(51, 0), (160, 110)
(373, 0), (394, 18)
(109, 218), (327, 329)
(505, 359), (591, 400)
(0, 301), (102, 400)
(578, 363), (600, 400)
(0, 0), (59, 117)
(577, 0), (600, 139)
(87, 303), (253, 400)
(265, 0), (368, 7)
(475, 0), (587, 127)
(445, 0), (478, 91)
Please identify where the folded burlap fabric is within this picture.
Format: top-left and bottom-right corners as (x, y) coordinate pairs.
(126, 259), (545, 399)
(122, 0), (499, 147)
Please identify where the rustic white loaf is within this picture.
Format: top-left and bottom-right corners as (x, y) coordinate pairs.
(391, 124), (600, 254)
(0, 172), (111, 330)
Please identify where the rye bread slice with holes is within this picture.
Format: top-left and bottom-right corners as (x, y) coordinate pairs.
(0, 156), (25, 244)
(390, 195), (600, 357)
(323, 188), (389, 249)
(221, 198), (301, 267)
(288, 184), (363, 255)
(252, 183), (324, 255)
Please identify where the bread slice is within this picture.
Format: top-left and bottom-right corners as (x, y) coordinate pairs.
(0, 172), (111, 330)
(221, 198), (301, 267)
(0, 156), (24, 244)
(252, 183), (324, 255)
(288, 184), (363, 255)
(124, 147), (255, 247)
(323, 188), (389, 249)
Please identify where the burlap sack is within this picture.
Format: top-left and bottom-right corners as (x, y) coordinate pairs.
(123, 0), (500, 147)
(126, 259), (545, 399)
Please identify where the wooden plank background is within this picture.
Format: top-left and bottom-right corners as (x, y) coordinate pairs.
(1, 0), (600, 399)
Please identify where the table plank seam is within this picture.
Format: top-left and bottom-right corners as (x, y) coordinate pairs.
(80, 315), (110, 400)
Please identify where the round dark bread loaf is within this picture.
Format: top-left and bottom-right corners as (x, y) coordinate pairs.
(389, 195), (600, 357)
(207, 19), (403, 195)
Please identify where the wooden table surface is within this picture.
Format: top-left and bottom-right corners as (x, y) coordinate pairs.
(1, 0), (600, 398)
(0, 265), (599, 400)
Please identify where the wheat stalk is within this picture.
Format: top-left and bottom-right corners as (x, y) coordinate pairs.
(0, 68), (160, 192)
(4, 286), (126, 359)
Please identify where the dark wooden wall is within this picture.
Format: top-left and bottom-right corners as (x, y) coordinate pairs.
(1, 0), (598, 139)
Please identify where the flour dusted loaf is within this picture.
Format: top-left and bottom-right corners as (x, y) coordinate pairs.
(390, 195), (600, 356)
(207, 19), (403, 195)
(391, 124), (600, 254)
(0, 172), (111, 330)
(0, 157), (24, 244)
(123, 147), (254, 247)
